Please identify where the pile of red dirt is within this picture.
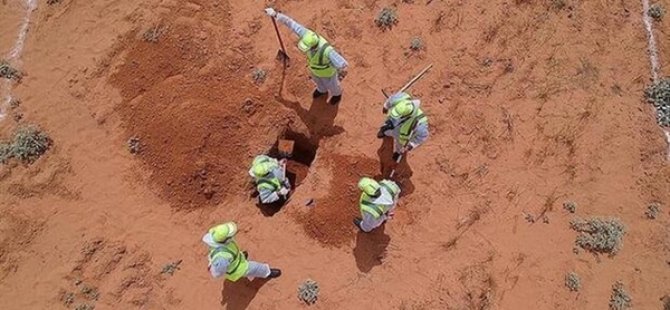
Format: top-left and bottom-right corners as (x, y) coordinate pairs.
(109, 22), (293, 210)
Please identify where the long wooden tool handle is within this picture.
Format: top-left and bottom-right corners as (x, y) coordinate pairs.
(398, 64), (433, 94)
(271, 17), (288, 55)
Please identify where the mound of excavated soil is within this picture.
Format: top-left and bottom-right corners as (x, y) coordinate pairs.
(109, 22), (294, 210)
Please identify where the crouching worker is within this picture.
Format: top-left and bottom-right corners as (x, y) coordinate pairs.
(202, 222), (281, 281)
(353, 177), (401, 232)
(249, 155), (291, 204)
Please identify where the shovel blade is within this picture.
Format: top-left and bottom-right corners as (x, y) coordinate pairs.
(275, 50), (290, 64)
(278, 139), (295, 157)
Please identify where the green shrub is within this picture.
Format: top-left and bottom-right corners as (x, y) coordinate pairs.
(609, 281), (631, 310)
(375, 7), (398, 30)
(570, 217), (625, 255)
(298, 279), (319, 305)
(645, 78), (670, 126)
(9, 126), (51, 162)
(565, 272), (581, 292)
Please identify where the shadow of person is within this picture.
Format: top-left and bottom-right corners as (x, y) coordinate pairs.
(220, 277), (270, 310)
(376, 136), (415, 197)
(256, 199), (286, 217)
(353, 224), (391, 273)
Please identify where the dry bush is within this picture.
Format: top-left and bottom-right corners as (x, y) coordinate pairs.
(0, 60), (22, 81)
(563, 200), (577, 213)
(161, 259), (182, 275)
(649, 4), (665, 21)
(549, 0), (566, 10)
(143, 25), (167, 43)
(570, 217), (625, 255)
(251, 68), (267, 85)
(609, 281), (632, 310)
(645, 203), (661, 219)
(127, 136), (141, 154)
(409, 36), (424, 51)
(298, 279), (319, 305)
(645, 78), (670, 126)
(565, 272), (581, 291)
(375, 7), (398, 30)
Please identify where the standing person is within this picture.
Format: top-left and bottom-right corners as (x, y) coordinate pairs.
(353, 177), (401, 232)
(249, 154), (291, 204)
(202, 222), (282, 281)
(377, 92), (429, 161)
(264, 7), (349, 105)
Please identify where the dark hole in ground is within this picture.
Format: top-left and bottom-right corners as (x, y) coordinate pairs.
(254, 129), (318, 216)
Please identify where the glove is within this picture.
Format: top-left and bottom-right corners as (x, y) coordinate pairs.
(264, 8), (277, 17)
(337, 69), (348, 81)
(278, 187), (289, 196)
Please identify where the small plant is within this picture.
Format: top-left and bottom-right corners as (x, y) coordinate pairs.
(61, 291), (75, 306)
(563, 201), (577, 213)
(0, 143), (11, 163)
(565, 272), (581, 292)
(298, 279), (319, 305)
(80, 284), (99, 300)
(409, 36), (424, 51)
(645, 203), (661, 219)
(570, 217), (625, 255)
(649, 4), (665, 21)
(143, 25), (166, 43)
(251, 68), (267, 85)
(9, 98), (20, 109)
(6, 126), (52, 162)
(375, 7), (398, 30)
(645, 78), (670, 127)
(0, 60), (22, 81)
(75, 304), (95, 310)
(549, 0), (566, 10)
(609, 281), (632, 310)
(127, 137), (141, 154)
(161, 259), (182, 275)
(661, 295), (670, 310)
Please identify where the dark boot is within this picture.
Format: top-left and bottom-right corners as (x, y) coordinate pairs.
(268, 268), (282, 279)
(312, 89), (327, 98)
(353, 218), (363, 231)
(329, 95), (342, 105)
(392, 152), (401, 161)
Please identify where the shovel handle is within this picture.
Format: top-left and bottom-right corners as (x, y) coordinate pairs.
(271, 17), (288, 56)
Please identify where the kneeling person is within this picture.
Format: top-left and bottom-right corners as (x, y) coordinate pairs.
(202, 222), (281, 281)
(249, 155), (291, 204)
(353, 177), (401, 232)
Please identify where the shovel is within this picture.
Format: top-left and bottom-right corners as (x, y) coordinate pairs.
(270, 17), (290, 66)
(277, 139), (294, 158)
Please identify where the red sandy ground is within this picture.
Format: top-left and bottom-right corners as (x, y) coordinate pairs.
(1, 0), (670, 309)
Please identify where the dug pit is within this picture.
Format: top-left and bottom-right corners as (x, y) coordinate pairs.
(254, 130), (317, 216)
